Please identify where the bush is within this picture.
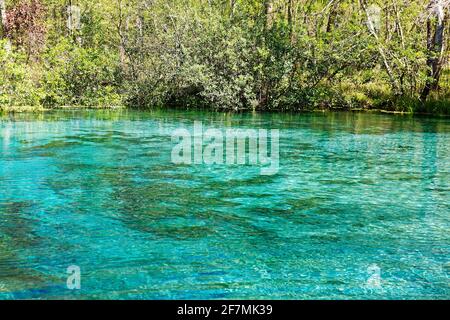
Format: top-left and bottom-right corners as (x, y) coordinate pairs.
(0, 40), (43, 107)
(125, 4), (376, 111)
(41, 39), (122, 107)
(125, 10), (258, 110)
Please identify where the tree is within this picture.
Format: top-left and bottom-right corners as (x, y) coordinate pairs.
(421, 0), (449, 101)
(360, 0), (402, 95)
(229, 0), (236, 18)
(3, 0), (46, 59)
(265, 0), (274, 29)
(0, 0), (6, 38)
(1, 0), (450, 112)
(326, 0), (341, 33)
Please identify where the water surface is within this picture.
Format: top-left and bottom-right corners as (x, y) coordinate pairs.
(0, 110), (449, 299)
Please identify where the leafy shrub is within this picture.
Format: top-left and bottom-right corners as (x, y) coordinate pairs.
(0, 40), (43, 107)
(125, 10), (258, 110)
(41, 39), (122, 107)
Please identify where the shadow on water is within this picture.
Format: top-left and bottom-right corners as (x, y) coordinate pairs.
(0, 201), (53, 297)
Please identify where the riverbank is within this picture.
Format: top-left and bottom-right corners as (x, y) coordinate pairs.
(0, 105), (127, 113)
(1, 103), (449, 117)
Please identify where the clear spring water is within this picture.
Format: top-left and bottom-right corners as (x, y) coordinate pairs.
(0, 110), (448, 300)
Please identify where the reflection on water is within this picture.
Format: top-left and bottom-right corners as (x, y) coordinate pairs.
(0, 110), (449, 299)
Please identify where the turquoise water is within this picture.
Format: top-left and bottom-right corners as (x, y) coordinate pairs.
(0, 110), (449, 300)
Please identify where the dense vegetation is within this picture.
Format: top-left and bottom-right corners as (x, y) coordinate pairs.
(0, 0), (449, 113)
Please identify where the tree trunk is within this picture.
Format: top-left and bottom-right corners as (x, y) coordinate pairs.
(0, 0), (6, 38)
(326, 0), (340, 33)
(421, 0), (447, 101)
(392, 0), (405, 48)
(287, 0), (293, 27)
(229, 0), (236, 18)
(265, 0), (274, 29)
(117, 0), (128, 72)
(384, 4), (391, 41)
(287, 0), (294, 41)
(360, 0), (402, 95)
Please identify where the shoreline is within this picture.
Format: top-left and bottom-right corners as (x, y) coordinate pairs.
(1, 105), (449, 118)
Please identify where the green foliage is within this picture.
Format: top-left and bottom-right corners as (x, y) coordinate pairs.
(41, 39), (122, 107)
(0, 0), (449, 115)
(0, 40), (43, 107)
(124, 7), (258, 110)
